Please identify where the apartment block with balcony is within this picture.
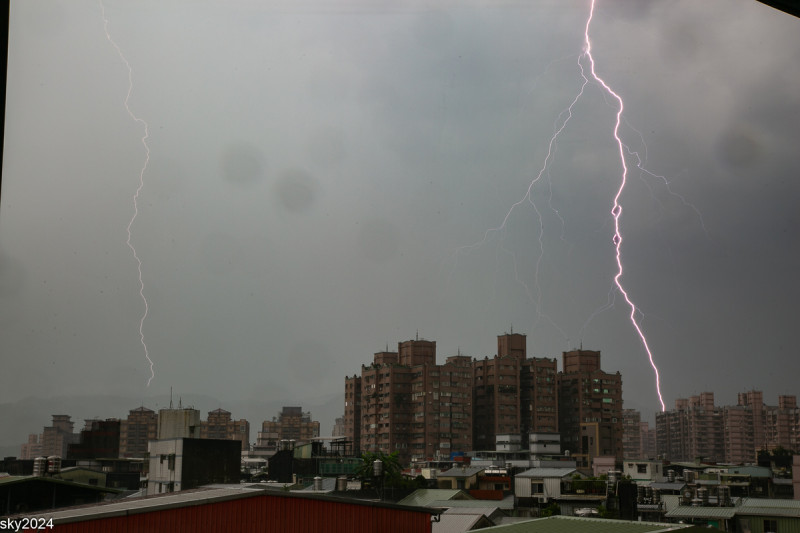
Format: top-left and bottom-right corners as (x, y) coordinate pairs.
(256, 407), (320, 454)
(119, 407), (158, 458)
(199, 409), (250, 452)
(557, 349), (623, 467)
(346, 337), (473, 465)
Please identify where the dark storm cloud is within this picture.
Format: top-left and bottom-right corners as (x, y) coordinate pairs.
(1, 0), (798, 440)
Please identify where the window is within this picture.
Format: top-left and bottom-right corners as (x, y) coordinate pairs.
(763, 519), (777, 533)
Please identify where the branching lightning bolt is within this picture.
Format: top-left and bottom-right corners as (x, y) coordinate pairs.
(101, 1), (155, 386)
(584, 0), (665, 411)
(450, 0), (670, 412)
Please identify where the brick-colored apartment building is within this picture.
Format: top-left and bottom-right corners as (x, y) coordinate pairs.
(257, 407), (320, 452)
(347, 337), (473, 464)
(473, 333), (558, 450)
(119, 407), (158, 458)
(199, 409), (251, 451)
(557, 349), (623, 466)
(656, 390), (800, 463)
(624, 409), (657, 460)
(345, 332), (619, 467)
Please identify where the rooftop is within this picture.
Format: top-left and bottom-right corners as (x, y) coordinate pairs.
(438, 466), (485, 478)
(474, 515), (694, 532)
(516, 467), (578, 478)
(397, 489), (471, 507)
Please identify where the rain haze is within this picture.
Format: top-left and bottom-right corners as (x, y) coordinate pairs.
(1, 0), (798, 452)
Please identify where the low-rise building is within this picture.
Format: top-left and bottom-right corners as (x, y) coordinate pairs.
(437, 466), (485, 490)
(514, 466), (582, 506)
(146, 438), (240, 496)
(623, 460), (665, 483)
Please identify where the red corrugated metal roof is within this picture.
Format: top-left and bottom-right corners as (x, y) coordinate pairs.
(33, 488), (435, 533)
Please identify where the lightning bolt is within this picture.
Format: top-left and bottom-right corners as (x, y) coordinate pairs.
(584, 0), (665, 411)
(101, 0), (155, 387)
(450, 1), (670, 412)
(449, 53), (590, 343)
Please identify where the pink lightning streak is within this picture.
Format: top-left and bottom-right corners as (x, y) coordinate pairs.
(101, 1), (155, 387)
(584, 0), (665, 411)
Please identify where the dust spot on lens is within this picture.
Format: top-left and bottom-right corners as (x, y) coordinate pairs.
(274, 169), (318, 212)
(716, 126), (761, 170)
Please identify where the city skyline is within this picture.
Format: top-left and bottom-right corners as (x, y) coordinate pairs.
(2, 0), (799, 450)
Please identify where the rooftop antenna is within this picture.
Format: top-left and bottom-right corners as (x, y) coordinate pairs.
(170, 387), (173, 409)
(416, 329), (419, 341)
(179, 396), (182, 409)
(510, 324), (513, 334)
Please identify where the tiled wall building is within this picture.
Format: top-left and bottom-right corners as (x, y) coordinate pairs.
(257, 407), (320, 452)
(473, 333), (558, 450)
(199, 408), (250, 452)
(557, 349), (623, 466)
(352, 338), (473, 464)
(623, 409), (642, 459)
(119, 407), (158, 458)
(657, 391), (800, 463)
(345, 332), (621, 468)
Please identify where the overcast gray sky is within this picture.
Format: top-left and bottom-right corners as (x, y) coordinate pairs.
(2, 0), (798, 433)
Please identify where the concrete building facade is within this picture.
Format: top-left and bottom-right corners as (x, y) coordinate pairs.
(157, 408), (201, 440)
(146, 438), (241, 495)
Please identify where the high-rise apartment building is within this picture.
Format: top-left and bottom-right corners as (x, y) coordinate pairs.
(473, 332), (558, 450)
(344, 375), (362, 451)
(623, 409), (642, 459)
(557, 350), (623, 467)
(724, 391), (799, 463)
(624, 410), (662, 460)
(40, 415), (78, 458)
(67, 419), (121, 460)
(640, 421), (656, 460)
(199, 409), (251, 451)
(20, 434), (43, 460)
(656, 391), (798, 464)
(656, 393), (725, 463)
(521, 355), (559, 436)
(345, 337), (473, 464)
(345, 333), (619, 467)
(119, 407), (158, 458)
(767, 395), (799, 451)
(473, 334), (524, 451)
(257, 407), (320, 452)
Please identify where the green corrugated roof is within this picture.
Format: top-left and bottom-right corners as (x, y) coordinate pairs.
(739, 498), (800, 509)
(0, 475), (120, 493)
(665, 506), (736, 519)
(473, 515), (692, 532)
(397, 489), (472, 507)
